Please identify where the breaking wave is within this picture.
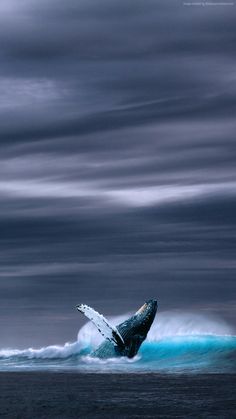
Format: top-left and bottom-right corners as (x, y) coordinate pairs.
(0, 311), (235, 373)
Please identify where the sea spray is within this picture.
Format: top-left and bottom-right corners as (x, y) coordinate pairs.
(77, 311), (233, 348)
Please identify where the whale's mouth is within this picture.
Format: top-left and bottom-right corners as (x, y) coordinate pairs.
(135, 303), (148, 315)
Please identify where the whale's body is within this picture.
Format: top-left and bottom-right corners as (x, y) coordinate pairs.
(77, 300), (157, 359)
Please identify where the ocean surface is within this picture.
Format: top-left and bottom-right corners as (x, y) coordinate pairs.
(1, 311), (235, 373)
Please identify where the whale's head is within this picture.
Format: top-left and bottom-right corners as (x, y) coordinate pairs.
(117, 299), (157, 358)
(134, 299), (157, 331)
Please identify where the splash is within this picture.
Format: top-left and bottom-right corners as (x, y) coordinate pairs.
(0, 311), (235, 373)
(77, 311), (233, 348)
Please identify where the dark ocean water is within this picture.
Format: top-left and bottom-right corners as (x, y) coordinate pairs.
(0, 372), (235, 418)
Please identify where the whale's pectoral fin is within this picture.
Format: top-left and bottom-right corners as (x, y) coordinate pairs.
(76, 304), (125, 348)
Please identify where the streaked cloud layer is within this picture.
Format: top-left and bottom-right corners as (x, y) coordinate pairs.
(0, 0), (235, 346)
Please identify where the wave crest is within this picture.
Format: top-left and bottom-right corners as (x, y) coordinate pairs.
(0, 311), (235, 372)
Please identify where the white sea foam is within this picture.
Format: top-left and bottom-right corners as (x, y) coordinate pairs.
(0, 341), (81, 359)
(146, 311), (233, 341)
(81, 354), (140, 365)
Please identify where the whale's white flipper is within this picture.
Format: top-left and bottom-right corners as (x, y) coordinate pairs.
(76, 304), (125, 347)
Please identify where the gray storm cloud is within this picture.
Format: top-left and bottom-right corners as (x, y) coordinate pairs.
(0, 0), (235, 347)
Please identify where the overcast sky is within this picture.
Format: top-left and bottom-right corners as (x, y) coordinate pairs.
(0, 0), (236, 347)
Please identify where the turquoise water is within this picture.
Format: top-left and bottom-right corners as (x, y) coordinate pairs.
(0, 313), (235, 373)
(0, 335), (235, 373)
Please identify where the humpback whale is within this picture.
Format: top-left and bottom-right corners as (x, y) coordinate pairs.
(76, 300), (157, 358)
